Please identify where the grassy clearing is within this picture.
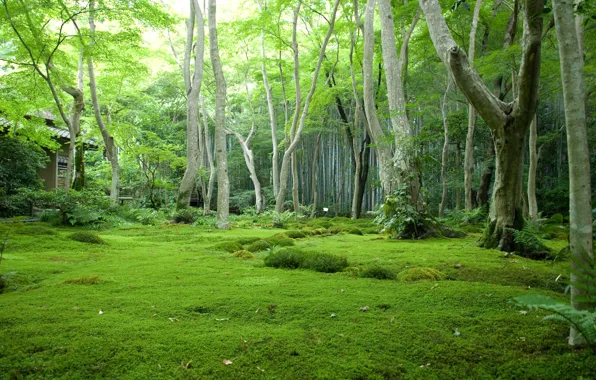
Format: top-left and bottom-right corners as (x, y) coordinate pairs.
(0, 220), (593, 379)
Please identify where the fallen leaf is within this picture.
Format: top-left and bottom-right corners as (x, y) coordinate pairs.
(98, 310), (103, 315)
(257, 367), (265, 372)
(330, 313), (337, 318)
(181, 360), (192, 369)
(360, 306), (369, 312)
(519, 310), (528, 315)
(222, 359), (232, 365)
(453, 328), (461, 337)
(340, 289), (345, 293)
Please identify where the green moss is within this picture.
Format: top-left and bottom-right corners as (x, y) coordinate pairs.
(284, 230), (307, 239)
(265, 235), (295, 247)
(397, 267), (445, 282)
(64, 276), (101, 285)
(348, 228), (363, 236)
(15, 226), (57, 236)
(232, 250), (255, 259)
(245, 240), (271, 252)
(211, 241), (243, 252)
(361, 266), (396, 280)
(235, 237), (261, 245)
(69, 232), (105, 244)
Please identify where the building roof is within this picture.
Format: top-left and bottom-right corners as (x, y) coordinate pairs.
(0, 116), (98, 148)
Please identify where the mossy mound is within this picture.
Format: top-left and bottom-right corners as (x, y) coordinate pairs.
(245, 240), (271, 252)
(64, 276), (101, 285)
(69, 232), (105, 245)
(362, 227), (380, 235)
(236, 237), (261, 245)
(348, 228), (363, 236)
(233, 250), (255, 259)
(311, 228), (328, 235)
(361, 266), (396, 280)
(266, 236), (295, 247)
(284, 230), (307, 239)
(264, 248), (348, 273)
(212, 241), (243, 253)
(397, 267), (445, 282)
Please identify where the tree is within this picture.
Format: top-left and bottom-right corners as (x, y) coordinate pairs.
(208, 0), (230, 230)
(419, 0), (544, 251)
(176, 0), (205, 210)
(551, 0), (593, 346)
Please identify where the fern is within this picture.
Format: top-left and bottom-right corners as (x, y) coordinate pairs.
(513, 294), (596, 346)
(513, 248), (596, 346)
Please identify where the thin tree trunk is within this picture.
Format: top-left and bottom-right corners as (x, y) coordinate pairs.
(177, 0), (205, 209)
(201, 96), (215, 213)
(275, 0), (340, 213)
(527, 115), (539, 219)
(477, 139), (495, 207)
(87, 0), (119, 207)
(464, 0), (483, 210)
(552, 0), (594, 346)
(62, 54), (85, 191)
(257, 2), (280, 199)
(208, 0), (230, 229)
(310, 133), (322, 218)
(455, 142), (462, 210)
(439, 78), (451, 217)
(292, 151), (300, 213)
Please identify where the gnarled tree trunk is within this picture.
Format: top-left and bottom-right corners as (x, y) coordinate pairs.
(419, 0), (543, 251)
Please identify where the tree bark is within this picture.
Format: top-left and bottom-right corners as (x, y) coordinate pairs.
(552, 0), (594, 346)
(201, 96), (216, 213)
(464, 0), (483, 210)
(439, 78), (451, 217)
(363, 0), (395, 196)
(62, 53), (85, 191)
(527, 114), (539, 219)
(88, 0), (120, 207)
(177, 0), (205, 209)
(477, 138), (495, 207)
(310, 133), (322, 218)
(208, 0), (230, 229)
(419, 0), (543, 251)
(257, 2), (280, 199)
(275, 0), (340, 213)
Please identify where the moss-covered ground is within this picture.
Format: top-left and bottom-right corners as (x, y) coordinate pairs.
(0, 218), (593, 379)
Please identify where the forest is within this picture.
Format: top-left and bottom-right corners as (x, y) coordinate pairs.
(0, 0), (595, 378)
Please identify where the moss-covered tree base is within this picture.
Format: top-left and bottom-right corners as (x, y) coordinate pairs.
(480, 217), (551, 260)
(392, 218), (466, 240)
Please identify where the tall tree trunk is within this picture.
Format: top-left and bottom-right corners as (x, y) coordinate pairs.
(201, 96), (216, 213)
(72, 53), (86, 191)
(527, 115), (539, 219)
(552, 0), (593, 346)
(87, 0), (120, 207)
(257, 2), (280, 199)
(275, 0), (340, 213)
(62, 54), (85, 191)
(455, 142), (462, 210)
(439, 78), (451, 217)
(363, 0), (395, 196)
(477, 138), (495, 207)
(419, 0), (543, 251)
(464, 0), (483, 210)
(177, 0), (205, 209)
(310, 133), (322, 218)
(292, 151), (300, 213)
(378, 0), (420, 200)
(208, 0), (230, 229)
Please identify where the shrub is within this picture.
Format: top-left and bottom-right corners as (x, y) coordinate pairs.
(245, 240), (271, 252)
(135, 208), (167, 226)
(285, 230), (307, 239)
(212, 241), (243, 253)
(264, 248), (305, 269)
(361, 266), (396, 280)
(64, 276), (101, 285)
(173, 208), (201, 224)
(69, 232), (105, 245)
(348, 228), (363, 236)
(273, 210), (294, 228)
(233, 250), (255, 259)
(301, 252), (348, 273)
(397, 267), (445, 282)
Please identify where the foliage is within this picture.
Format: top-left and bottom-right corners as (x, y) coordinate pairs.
(69, 232), (106, 245)
(510, 228), (552, 260)
(444, 207), (487, 225)
(360, 266), (396, 280)
(172, 208), (202, 224)
(272, 210), (294, 228)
